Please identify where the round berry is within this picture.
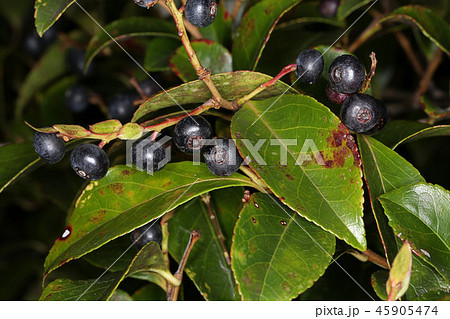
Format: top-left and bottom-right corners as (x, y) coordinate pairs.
(204, 139), (244, 177)
(174, 116), (213, 153)
(365, 103), (389, 135)
(130, 222), (162, 249)
(295, 49), (324, 84)
(65, 85), (89, 113)
(107, 93), (136, 124)
(326, 83), (350, 104)
(23, 28), (57, 58)
(139, 79), (160, 97)
(67, 48), (94, 76)
(33, 132), (66, 164)
(133, 0), (157, 8)
(70, 144), (110, 180)
(328, 54), (366, 94)
(340, 93), (388, 134)
(185, 0), (218, 28)
(318, 0), (340, 18)
(131, 138), (168, 173)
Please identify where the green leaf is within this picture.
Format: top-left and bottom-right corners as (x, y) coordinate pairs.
(41, 242), (171, 301)
(379, 183), (450, 280)
(357, 135), (425, 264)
(34, 0), (76, 36)
(420, 96), (450, 121)
(386, 243), (412, 301)
(168, 196), (236, 300)
(132, 71), (298, 122)
(44, 163), (255, 277)
(391, 125), (450, 150)
(144, 37), (180, 72)
(380, 5), (450, 55)
(233, 0), (301, 70)
(231, 95), (366, 250)
(337, 0), (374, 21)
(0, 143), (40, 195)
(408, 250), (450, 300)
(132, 284), (166, 301)
(16, 42), (67, 118)
(231, 193), (335, 300)
(170, 40), (232, 82)
(110, 289), (133, 301)
(373, 120), (430, 149)
(371, 270), (389, 300)
(199, 4), (233, 47)
(85, 17), (178, 72)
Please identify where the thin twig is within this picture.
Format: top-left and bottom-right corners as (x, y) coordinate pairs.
(200, 193), (231, 265)
(347, 16), (382, 53)
(413, 49), (443, 107)
(349, 248), (389, 269)
(159, 1), (203, 39)
(168, 230), (201, 301)
(360, 52), (377, 93)
(129, 77), (148, 100)
(394, 31), (424, 76)
(164, 0), (233, 110)
(233, 64), (297, 108)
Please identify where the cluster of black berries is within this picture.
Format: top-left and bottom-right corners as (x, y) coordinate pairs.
(131, 115), (244, 177)
(33, 132), (110, 181)
(295, 49), (388, 135)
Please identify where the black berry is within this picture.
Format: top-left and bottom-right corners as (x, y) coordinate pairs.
(133, 0), (157, 8)
(70, 144), (110, 180)
(23, 28), (57, 58)
(107, 93), (136, 123)
(33, 132), (66, 164)
(65, 85), (89, 113)
(131, 138), (168, 173)
(139, 79), (160, 97)
(185, 0), (218, 28)
(204, 139), (244, 177)
(67, 48), (94, 76)
(319, 0), (340, 18)
(174, 116), (213, 153)
(328, 54), (365, 94)
(130, 222), (162, 249)
(326, 83), (350, 104)
(340, 93), (388, 134)
(295, 49), (324, 84)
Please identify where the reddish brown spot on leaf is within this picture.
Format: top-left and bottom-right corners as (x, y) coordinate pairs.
(280, 220), (287, 226)
(57, 226), (72, 241)
(121, 170), (131, 176)
(89, 210), (106, 223)
(285, 174), (294, 180)
(251, 217), (257, 224)
(108, 183), (124, 195)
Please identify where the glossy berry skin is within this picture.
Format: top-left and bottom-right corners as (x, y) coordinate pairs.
(326, 83), (350, 104)
(328, 55), (365, 94)
(340, 93), (388, 134)
(70, 144), (110, 180)
(133, 0), (157, 8)
(185, 0), (218, 28)
(130, 222), (162, 249)
(67, 48), (94, 76)
(107, 94), (136, 123)
(318, 0), (340, 18)
(295, 49), (324, 84)
(33, 132), (66, 164)
(131, 139), (168, 173)
(204, 139), (244, 177)
(174, 116), (213, 153)
(65, 85), (89, 113)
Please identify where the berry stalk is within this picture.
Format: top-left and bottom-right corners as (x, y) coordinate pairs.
(164, 0), (234, 110)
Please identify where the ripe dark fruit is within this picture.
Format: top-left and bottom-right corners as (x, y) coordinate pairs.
(328, 54), (365, 94)
(204, 139), (244, 177)
(139, 79), (160, 97)
(131, 139), (168, 173)
(65, 85), (89, 113)
(340, 93), (388, 134)
(318, 0), (340, 18)
(130, 222), (162, 249)
(107, 94), (136, 123)
(185, 0), (218, 28)
(24, 28), (57, 58)
(70, 144), (110, 180)
(295, 49), (324, 84)
(326, 83), (350, 104)
(174, 116), (213, 153)
(133, 0), (157, 8)
(33, 132), (66, 164)
(67, 48), (94, 76)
